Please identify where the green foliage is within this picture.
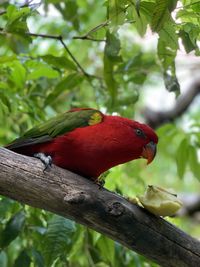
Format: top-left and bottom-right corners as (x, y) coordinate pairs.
(42, 215), (76, 266)
(176, 138), (189, 179)
(0, 211), (26, 248)
(13, 250), (31, 267)
(0, 0), (200, 266)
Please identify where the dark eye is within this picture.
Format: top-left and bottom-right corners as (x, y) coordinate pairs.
(135, 128), (145, 138)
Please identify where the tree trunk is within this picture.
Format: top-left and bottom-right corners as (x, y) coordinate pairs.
(0, 148), (199, 267)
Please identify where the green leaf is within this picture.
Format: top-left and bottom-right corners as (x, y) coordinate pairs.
(0, 251), (7, 267)
(168, 0), (178, 12)
(31, 249), (44, 267)
(131, 5), (149, 36)
(0, 92), (11, 112)
(151, 0), (171, 32)
(128, 2), (154, 36)
(163, 72), (180, 94)
(97, 236), (115, 266)
(45, 73), (84, 105)
(108, 0), (128, 26)
(5, 5), (30, 34)
(42, 215), (76, 267)
(158, 22), (180, 94)
(6, 5), (30, 25)
(176, 9), (199, 22)
(179, 23), (199, 53)
(104, 31), (121, 61)
(91, 231), (101, 246)
(179, 30), (196, 53)
(0, 198), (15, 219)
(0, 211), (26, 248)
(0, 55), (17, 63)
(95, 263), (110, 267)
(41, 55), (77, 71)
(27, 65), (59, 80)
(176, 138), (189, 179)
(189, 145), (200, 181)
(67, 228), (85, 264)
(55, 1), (79, 30)
(136, 0), (141, 16)
(9, 61), (26, 89)
(14, 250), (31, 267)
(104, 30), (121, 106)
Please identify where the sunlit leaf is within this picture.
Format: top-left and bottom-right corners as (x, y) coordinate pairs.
(5, 5), (31, 35)
(0, 55), (17, 63)
(9, 61), (26, 89)
(27, 65), (59, 80)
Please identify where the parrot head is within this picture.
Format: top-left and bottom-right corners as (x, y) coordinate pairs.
(125, 120), (158, 165)
(134, 121), (158, 164)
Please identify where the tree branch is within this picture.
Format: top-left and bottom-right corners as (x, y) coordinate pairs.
(0, 28), (89, 78)
(0, 148), (200, 267)
(144, 81), (200, 129)
(72, 21), (108, 42)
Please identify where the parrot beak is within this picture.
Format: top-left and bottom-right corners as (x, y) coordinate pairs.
(141, 141), (157, 164)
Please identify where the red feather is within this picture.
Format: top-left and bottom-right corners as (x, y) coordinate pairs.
(12, 112), (158, 179)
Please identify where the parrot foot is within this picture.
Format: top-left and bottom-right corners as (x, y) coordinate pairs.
(34, 153), (52, 172)
(94, 178), (105, 189)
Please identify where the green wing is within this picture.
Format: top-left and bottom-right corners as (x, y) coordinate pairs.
(6, 108), (103, 150)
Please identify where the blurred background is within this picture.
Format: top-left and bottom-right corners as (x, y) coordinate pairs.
(0, 0), (200, 266)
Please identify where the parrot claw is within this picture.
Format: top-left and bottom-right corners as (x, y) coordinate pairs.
(94, 178), (105, 189)
(34, 153), (52, 172)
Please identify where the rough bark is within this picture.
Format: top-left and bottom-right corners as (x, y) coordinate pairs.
(0, 148), (200, 267)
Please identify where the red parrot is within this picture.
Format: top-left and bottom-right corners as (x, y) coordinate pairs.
(6, 108), (158, 180)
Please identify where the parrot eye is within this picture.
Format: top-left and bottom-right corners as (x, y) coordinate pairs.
(135, 128), (146, 138)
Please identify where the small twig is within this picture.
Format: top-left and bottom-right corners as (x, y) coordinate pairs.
(73, 21), (108, 42)
(73, 36), (106, 42)
(85, 21), (109, 36)
(0, 28), (90, 78)
(58, 36), (89, 77)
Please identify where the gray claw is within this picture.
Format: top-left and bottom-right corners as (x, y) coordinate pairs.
(34, 153), (52, 172)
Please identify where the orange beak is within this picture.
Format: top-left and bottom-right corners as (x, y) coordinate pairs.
(141, 141), (157, 164)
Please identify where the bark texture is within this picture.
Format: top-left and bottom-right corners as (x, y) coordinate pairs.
(0, 148), (200, 267)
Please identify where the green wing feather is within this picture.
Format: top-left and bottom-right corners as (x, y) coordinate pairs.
(6, 109), (103, 150)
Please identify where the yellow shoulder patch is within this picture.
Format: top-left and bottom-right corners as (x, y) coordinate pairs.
(88, 112), (103, 126)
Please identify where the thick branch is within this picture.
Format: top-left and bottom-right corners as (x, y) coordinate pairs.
(144, 81), (200, 129)
(0, 148), (200, 267)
